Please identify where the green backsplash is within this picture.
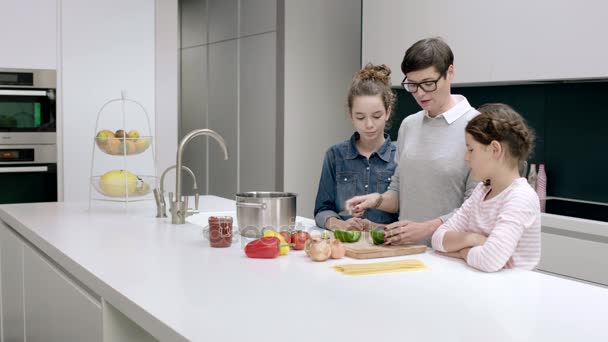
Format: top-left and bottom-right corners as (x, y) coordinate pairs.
(390, 82), (608, 203)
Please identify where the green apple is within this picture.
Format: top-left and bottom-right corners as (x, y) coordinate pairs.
(95, 130), (115, 152)
(127, 130), (140, 139)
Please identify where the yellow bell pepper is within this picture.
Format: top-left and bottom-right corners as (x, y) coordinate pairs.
(263, 230), (290, 256)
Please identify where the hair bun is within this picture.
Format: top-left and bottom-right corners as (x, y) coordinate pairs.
(356, 63), (391, 86)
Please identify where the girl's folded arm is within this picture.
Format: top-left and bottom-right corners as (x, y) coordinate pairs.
(431, 186), (480, 252)
(466, 196), (537, 272)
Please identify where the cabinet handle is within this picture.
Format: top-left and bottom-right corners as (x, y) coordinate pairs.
(0, 90), (47, 96)
(0, 166), (48, 173)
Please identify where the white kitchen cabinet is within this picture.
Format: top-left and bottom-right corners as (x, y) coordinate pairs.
(23, 245), (102, 342)
(0, 221), (25, 342)
(538, 231), (608, 286)
(0, 0), (57, 69)
(207, 39), (238, 198)
(363, 0), (608, 85)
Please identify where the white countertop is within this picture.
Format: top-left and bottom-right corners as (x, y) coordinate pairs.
(1, 196), (608, 342)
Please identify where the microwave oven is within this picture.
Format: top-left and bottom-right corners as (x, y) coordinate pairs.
(0, 68), (56, 145)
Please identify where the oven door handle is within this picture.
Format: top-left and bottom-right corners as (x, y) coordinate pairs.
(0, 89), (47, 96)
(0, 166), (48, 173)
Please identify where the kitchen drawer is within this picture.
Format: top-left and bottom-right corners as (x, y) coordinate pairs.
(0, 221), (25, 342)
(23, 244), (103, 342)
(538, 231), (608, 286)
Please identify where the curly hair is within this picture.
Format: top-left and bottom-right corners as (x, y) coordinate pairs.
(466, 103), (535, 165)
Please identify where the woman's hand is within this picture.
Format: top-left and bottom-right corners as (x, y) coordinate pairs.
(360, 219), (382, 231)
(345, 193), (381, 217)
(383, 219), (440, 245)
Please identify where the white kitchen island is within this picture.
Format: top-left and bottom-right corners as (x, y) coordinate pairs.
(1, 196), (607, 342)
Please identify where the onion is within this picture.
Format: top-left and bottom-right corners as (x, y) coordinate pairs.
(330, 239), (345, 259)
(308, 238), (332, 262)
(304, 237), (316, 257)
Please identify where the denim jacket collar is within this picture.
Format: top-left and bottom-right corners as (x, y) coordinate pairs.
(345, 132), (392, 162)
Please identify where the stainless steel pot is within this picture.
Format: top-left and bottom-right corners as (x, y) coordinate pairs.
(236, 192), (297, 238)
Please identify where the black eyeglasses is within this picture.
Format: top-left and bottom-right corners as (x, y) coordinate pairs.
(401, 75), (443, 93)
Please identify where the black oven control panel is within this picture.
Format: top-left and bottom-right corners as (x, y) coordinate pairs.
(0, 149), (34, 162)
(0, 71), (34, 86)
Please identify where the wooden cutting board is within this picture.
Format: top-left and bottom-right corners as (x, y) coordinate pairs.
(343, 232), (427, 259)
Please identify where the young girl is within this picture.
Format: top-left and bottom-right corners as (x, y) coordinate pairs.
(313, 64), (399, 231)
(431, 103), (541, 272)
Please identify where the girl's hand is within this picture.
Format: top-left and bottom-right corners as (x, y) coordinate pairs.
(361, 219), (381, 232)
(345, 193), (381, 217)
(327, 217), (366, 231)
(504, 257), (515, 269)
(344, 218), (367, 231)
(436, 250), (462, 259)
(436, 247), (472, 261)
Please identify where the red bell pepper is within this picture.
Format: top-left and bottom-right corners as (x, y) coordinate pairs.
(244, 237), (281, 258)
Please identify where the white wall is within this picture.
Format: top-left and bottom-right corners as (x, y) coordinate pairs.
(155, 0), (179, 189)
(363, 0), (608, 85)
(283, 0), (361, 218)
(0, 0), (57, 69)
(61, 0), (155, 201)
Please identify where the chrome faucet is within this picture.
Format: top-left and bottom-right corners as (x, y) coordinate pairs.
(170, 128), (228, 224)
(153, 165), (198, 218)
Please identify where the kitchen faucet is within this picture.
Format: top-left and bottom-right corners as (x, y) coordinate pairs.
(153, 165), (197, 218)
(170, 128), (228, 224)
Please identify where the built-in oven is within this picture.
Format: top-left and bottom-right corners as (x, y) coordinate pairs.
(0, 68), (57, 204)
(0, 145), (57, 204)
(0, 68), (56, 145)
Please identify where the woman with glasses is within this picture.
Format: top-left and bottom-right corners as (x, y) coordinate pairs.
(346, 37), (479, 246)
(313, 64), (399, 231)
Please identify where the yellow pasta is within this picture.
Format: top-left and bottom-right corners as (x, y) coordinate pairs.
(333, 259), (428, 275)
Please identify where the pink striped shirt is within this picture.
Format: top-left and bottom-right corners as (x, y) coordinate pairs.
(431, 178), (541, 272)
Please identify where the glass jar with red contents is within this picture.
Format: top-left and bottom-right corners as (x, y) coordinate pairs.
(208, 216), (233, 248)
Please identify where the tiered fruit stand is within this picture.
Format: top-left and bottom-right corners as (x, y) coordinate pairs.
(88, 91), (156, 209)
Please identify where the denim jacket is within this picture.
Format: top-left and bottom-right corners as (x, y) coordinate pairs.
(314, 132), (399, 229)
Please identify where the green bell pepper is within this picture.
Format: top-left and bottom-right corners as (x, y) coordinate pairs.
(333, 229), (361, 243)
(370, 228), (385, 245)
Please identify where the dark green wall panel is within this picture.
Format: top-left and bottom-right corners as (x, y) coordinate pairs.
(390, 82), (608, 203)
